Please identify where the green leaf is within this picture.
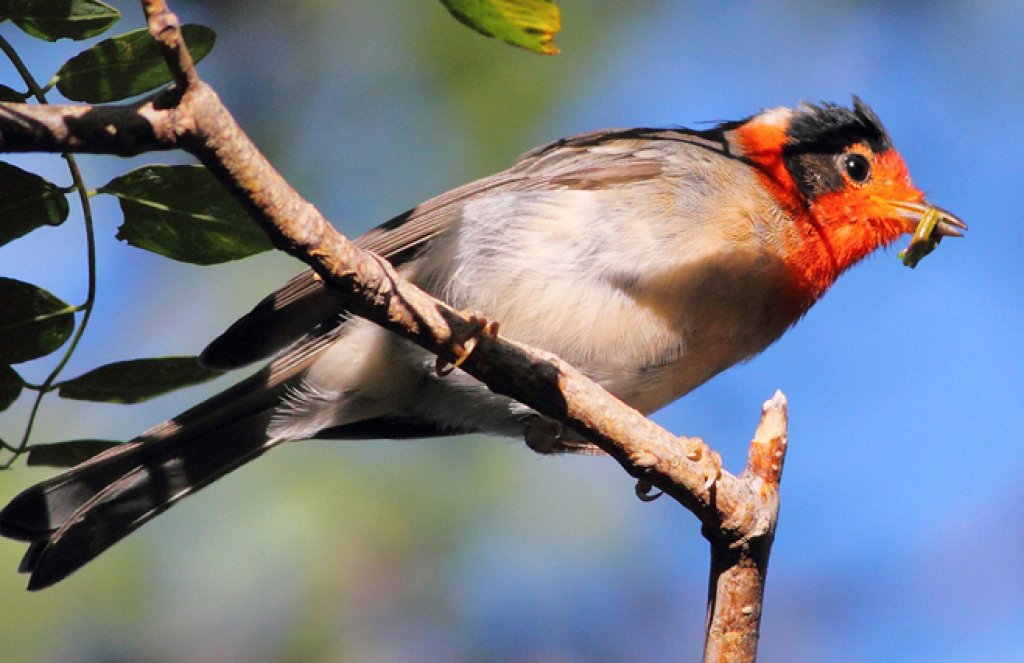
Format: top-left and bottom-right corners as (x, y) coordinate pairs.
(26, 439), (122, 467)
(0, 83), (28, 101)
(57, 356), (220, 403)
(3, 0), (120, 42)
(440, 0), (561, 54)
(0, 160), (70, 247)
(99, 164), (272, 264)
(0, 278), (75, 364)
(55, 24), (215, 103)
(0, 364), (23, 411)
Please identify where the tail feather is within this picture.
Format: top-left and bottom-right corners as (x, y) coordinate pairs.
(1, 439), (147, 541)
(1, 411), (282, 591)
(18, 541), (45, 574)
(0, 358), (296, 540)
(1, 301), (366, 590)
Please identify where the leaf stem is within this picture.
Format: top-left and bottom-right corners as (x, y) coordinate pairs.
(0, 33), (99, 467)
(0, 34), (46, 100)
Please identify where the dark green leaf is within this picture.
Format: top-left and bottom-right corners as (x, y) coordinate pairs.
(55, 24), (215, 102)
(99, 164), (272, 264)
(0, 278), (75, 364)
(0, 364), (23, 411)
(0, 160), (70, 247)
(0, 83), (28, 101)
(3, 0), (120, 41)
(440, 0), (561, 54)
(26, 439), (122, 467)
(57, 356), (220, 403)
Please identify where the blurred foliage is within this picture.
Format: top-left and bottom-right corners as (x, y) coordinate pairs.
(410, 0), (648, 171)
(440, 0), (562, 54)
(200, 0), (648, 173)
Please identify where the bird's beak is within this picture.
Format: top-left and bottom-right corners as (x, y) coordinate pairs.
(887, 200), (967, 268)
(890, 200), (968, 238)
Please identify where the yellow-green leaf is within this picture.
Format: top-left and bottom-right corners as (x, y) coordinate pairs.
(440, 0), (561, 54)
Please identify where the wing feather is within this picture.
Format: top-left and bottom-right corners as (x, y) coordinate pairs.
(199, 130), (681, 371)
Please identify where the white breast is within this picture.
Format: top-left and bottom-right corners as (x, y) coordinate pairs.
(411, 176), (795, 416)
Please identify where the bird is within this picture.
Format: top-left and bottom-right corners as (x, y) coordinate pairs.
(0, 97), (965, 590)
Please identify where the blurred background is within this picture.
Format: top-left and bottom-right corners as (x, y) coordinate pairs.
(1, 1), (1021, 661)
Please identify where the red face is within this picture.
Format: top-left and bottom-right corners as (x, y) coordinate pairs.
(733, 109), (964, 298)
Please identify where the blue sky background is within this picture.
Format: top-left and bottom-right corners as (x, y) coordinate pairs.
(1, 1), (1021, 661)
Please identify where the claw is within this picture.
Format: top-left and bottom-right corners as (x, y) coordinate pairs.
(523, 417), (605, 455)
(435, 314), (499, 377)
(635, 479), (663, 502)
(703, 446), (723, 493)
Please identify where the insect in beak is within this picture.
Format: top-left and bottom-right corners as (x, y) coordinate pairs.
(889, 200), (967, 268)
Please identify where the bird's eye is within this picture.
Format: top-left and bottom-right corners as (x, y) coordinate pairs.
(843, 153), (871, 183)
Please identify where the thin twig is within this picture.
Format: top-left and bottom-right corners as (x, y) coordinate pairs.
(142, 0), (198, 90)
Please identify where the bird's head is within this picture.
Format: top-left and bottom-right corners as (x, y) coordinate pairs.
(732, 97), (965, 297)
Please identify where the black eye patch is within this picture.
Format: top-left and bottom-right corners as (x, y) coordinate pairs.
(785, 152), (846, 200)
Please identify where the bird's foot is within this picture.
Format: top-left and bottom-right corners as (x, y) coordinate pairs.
(523, 417), (605, 456)
(435, 313), (500, 377)
(634, 479), (663, 502)
(685, 438), (723, 492)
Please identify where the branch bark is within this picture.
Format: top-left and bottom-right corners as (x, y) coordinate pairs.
(0, 3), (792, 659)
(704, 392), (788, 661)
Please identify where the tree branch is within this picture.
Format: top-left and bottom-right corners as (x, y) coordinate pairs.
(0, 98), (173, 155)
(704, 392), (788, 661)
(0, 3), (792, 659)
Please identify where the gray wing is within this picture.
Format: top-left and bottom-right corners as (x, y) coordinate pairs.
(198, 128), (710, 371)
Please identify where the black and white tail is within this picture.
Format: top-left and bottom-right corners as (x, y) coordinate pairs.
(0, 371), (287, 590)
